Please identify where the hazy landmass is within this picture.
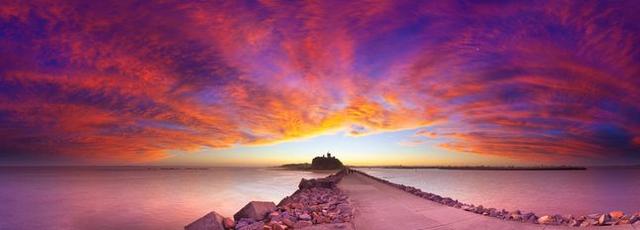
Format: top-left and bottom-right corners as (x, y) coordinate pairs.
(278, 163), (313, 170)
(279, 153), (344, 170)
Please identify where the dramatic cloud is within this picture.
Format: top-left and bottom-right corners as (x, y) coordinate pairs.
(0, 0), (638, 164)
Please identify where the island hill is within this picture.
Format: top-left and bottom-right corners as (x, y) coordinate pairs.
(280, 152), (344, 170)
(279, 153), (587, 171)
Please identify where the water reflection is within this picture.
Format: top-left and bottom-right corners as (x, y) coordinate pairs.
(0, 167), (332, 230)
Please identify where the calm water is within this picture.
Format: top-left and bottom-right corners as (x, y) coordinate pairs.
(359, 168), (640, 216)
(2, 167), (638, 230)
(0, 167), (332, 230)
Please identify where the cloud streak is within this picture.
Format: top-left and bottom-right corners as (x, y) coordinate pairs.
(0, 0), (638, 164)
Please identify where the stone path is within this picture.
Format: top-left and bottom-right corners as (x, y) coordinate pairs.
(337, 172), (636, 230)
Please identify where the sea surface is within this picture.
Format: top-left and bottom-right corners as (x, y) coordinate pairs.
(0, 167), (332, 230)
(359, 167), (640, 216)
(1, 167), (639, 230)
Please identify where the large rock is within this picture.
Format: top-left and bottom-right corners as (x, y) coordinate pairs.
(185, 211), (226, 230)
(298, 178), (338, 189)
(293, 220), (313, 228)
(270, 223), (286, 230)
(299, 213), (312, 221)
(568, 218), (581, 227)
(609, 211), (624, 220)
(537, 215), (556, 225)
(234, 201), (277, 221)
(598, 214), (611, 225)
(282, 218), (295, 228)
(236, 222), (264, 230)
(524, 213), (537, 223)
(580, 218), (597, 227)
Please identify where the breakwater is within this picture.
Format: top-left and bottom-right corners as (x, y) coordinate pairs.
(186, 169), (353, 230)
(352, 169), (639, 227)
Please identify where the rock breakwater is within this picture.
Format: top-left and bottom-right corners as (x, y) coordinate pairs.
(186, 170), (353, 230)
(352, 169), (640, 227)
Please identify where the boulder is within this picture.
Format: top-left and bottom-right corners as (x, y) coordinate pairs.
(485, 208), (496, 216)
(271, 223), (286, 230)
(298, 178), (337, 189)
(282, 218), (295, 228)
(299, 213), (312, 221)
(288, 202), (304, 210)
(537, 215), (555, 225)
(598, 214), (611, 225)
(223, 218), (235, 229)
(298, 178), (315, 189)
(580, 219), (596, 227)
(620, 217), (632, 224)
(234, 218), (254, 230)
(510, 214), (522, 221)
(559, 214), (572, 224)
(268, 212), (281, 221)
(609, 211), (624, 220)
(314, 215), (330, 224)
(185, 211), (226, 230)
(568, 218), (581, 227)
(236, 222), (263, 230)
(293, 220), (313, 228)
(234, 201), (277, 221)
(276, 196), (292, 207)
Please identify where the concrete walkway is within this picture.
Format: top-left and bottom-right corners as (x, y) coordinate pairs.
(337, 173), (635, 230)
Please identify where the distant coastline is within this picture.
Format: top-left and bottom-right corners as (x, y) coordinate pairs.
(276, 163), (342, 172)
(278, 152), (344, 171)
(277, 163), (313, 170)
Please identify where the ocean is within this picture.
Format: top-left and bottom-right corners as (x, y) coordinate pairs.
(359, 167), (640, 216)
(1, 167), (638, 229)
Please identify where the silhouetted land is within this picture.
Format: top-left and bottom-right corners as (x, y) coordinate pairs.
(278, 163), (313, 170)
(279, 152), (344, 170)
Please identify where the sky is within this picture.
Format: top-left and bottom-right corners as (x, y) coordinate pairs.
(0, 0), (638, 166)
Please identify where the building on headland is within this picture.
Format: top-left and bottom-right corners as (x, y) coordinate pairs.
(311, 152), (343, 170)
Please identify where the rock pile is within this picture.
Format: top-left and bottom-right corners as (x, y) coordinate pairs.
(233, 186), (353, 230)
(234, 170), (352, 229)
(187, 170), (353, 230)
(185, 211), (227, 230)
(352, 169), (640, 228)
(297, 170), (345, 190)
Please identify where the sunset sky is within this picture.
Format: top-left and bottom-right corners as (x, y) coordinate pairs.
(0, 0), (638, 166)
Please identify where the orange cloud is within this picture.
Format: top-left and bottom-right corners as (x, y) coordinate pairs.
(0, 0), (638, 165)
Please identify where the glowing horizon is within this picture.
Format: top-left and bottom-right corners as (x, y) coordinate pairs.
(0, 1), (638, 166)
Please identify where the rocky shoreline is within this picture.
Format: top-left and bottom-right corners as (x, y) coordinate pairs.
(186, 170), (354, 230)
(352, 169), (640, 227)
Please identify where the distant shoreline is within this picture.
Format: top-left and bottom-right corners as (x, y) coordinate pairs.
(274, 164), (342, 173)
(5, 164), (640, 171)
(272, 163), (640, 171)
